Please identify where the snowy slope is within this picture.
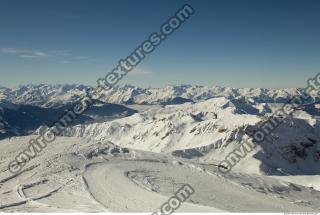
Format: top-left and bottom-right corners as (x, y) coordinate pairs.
(62, 97), (320, 176)
(62, 98), (261, 151)
(0, 136), (320, 212)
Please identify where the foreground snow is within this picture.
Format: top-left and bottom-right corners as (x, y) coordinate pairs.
(0, 136), (319, 212)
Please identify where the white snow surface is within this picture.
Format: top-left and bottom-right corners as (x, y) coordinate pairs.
(0, 136), (320, 212)
(62, 97), (320, 176)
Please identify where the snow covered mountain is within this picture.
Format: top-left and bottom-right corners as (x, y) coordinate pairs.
(1, 85), (320, 212)
(1, 84), (319, 107)
(62, 97), (320, 176)
(0, 84), (88, 108)
(1, 84), (320, 175)
(0, 100), (137, 139)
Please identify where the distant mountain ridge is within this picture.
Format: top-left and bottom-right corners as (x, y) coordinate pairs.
(1, 84), (319, 107)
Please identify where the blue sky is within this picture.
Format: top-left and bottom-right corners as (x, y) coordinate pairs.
(0, 0), (319, 88)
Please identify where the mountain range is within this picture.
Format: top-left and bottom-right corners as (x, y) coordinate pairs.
(1, 84), (319, 107)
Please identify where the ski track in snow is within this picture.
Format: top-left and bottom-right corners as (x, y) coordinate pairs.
(0, 136), (320, 212)
(82, 161), (224, 212)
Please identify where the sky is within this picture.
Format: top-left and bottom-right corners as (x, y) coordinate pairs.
(0, 0), (319, 88)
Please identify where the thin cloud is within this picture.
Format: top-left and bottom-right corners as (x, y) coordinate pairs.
(58, 60), (73, 64)
(1, 48), (90, 61)
(129, 68), (153, 75)
(75, 55), (90, 60)
(1, 48), (48, 58)
(20, 54), (43, 58)
(50, 50), (72, 57)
